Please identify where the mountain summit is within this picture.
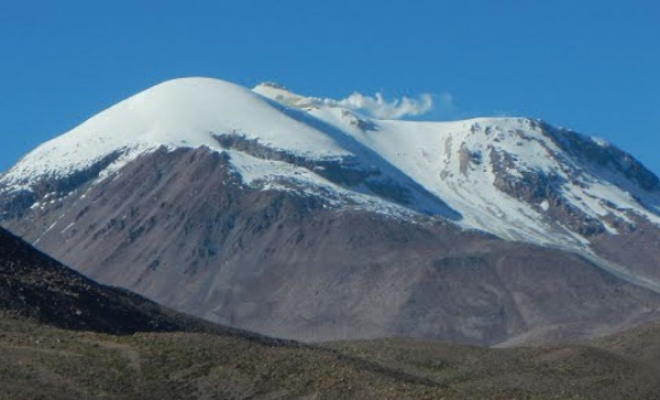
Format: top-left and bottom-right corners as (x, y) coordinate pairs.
(1, 77), (659, 345)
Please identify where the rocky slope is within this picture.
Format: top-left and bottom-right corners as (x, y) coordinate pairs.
(1, 77), (659, 345)
(0, 226), (217, 334)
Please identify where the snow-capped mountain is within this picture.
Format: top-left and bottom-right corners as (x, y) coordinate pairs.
(1, 77), (660, 345)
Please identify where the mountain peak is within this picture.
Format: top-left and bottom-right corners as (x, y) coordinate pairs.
(1, 78), (352, 186)
(1, 78), (659, 272)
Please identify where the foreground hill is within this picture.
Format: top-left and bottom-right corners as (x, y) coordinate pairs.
(1, 77), (659, 345)
(0, 226), (212, 334)
(2, 308), (660, 399)
(327, 322), (660, 400)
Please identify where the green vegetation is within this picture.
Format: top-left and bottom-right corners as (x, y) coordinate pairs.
(1, 314), (660, 400)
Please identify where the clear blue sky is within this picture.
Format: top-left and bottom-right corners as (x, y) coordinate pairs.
(1, 0), (659, 174)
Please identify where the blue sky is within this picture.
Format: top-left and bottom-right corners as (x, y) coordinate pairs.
(1, 0), (659, 174)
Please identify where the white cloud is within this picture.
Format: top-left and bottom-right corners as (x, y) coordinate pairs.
(302, 91), (437, 120)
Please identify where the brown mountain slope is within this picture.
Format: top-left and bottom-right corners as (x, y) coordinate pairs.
(0, 225), (273, 342)
(3, 147), (660, 345)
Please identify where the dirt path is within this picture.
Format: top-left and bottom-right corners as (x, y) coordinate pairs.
(96, 340), (143, 374)
(92, 339), (145, 394)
